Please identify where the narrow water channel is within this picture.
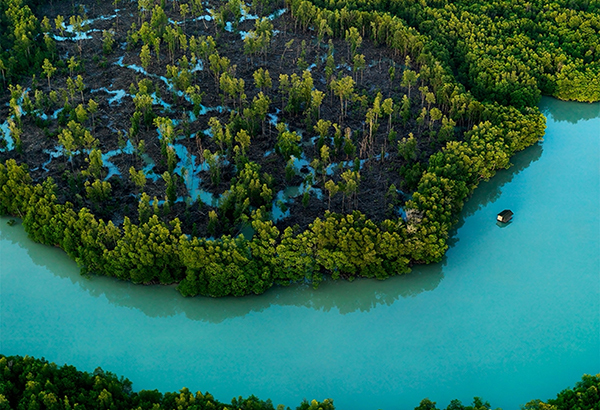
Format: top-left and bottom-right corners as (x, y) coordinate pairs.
(1, 98), (598, 409)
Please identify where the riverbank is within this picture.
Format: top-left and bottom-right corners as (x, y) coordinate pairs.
(1, 355), (598, 410)
(2, 97), (598, 409)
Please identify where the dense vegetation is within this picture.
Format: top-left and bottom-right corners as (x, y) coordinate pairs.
(0, 355), (335, 410)
(0, 0), (54, 85)
(306, 0), (600, 105)
(0, 0), (595, 296)
(1, 355), (599, 410)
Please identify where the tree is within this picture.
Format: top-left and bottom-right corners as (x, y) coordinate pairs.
(309, 90), (325, 121)
(102, 30), (115, 55)
(330, 75), (355, 121)
(86, 149), (104, 180)
(400, 94), (411, 123)
(382, 97), (394, 133)
(253, 68), (272, 92)
(140, 44), (151, 70)
(340, 170), (360, 210)
(150, 4), (168, 37)
(235, 129), (251, 155)
(42, 59), (56, 90)
(314, 119), (331, 141)
(219, 72), (246, 110)
(345, 27), (362, 59)
(244, 18), (273, 63)
(275, 123), (301, 160)
(521, 400), (556, 410)
(138, 0), (152, 22)
(414, 398), (438, 410)
(203, 149), (222, 185)
(0, 59), (6, 86)
(186, 85), (204, 116)
(67, 56), (79, 76)
(54, 15), (65, 36)
(191, 0), (204, 28)
(219, 162), (272, 225)
(7, 120), (22, 153)
(402, 69), (419, 99)
(75, 104), (88, 124)
(317, 18), (333, 43)
(398, 133), (417, 161)
(88, 99), (98, 130)
(75, 75), (85, 104)
(179, 3), (189, 30)
(324, 180), (339, 210)
(58, 128), (77, 167)
(137, 193), (152, 223)
(248, 92), (270, 135)
(430, 107), (442, 129)
(85, 180), (112, 203)
(208, 52), (230, 87)
(129, 166), (146, 195)
(352, 53), (366, 82)
(69, 14), (85, 57)
(365, 93), (382, 153)
(416, 107), (428, 130)
(162, 171), (176, 205)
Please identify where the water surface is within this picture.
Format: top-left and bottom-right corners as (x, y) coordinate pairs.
(1, 98), (598, 409)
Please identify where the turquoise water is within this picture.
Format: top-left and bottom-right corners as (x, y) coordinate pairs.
(1, 98), (598, 409)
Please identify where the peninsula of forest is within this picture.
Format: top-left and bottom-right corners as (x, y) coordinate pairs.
(0, 0), (598, 297)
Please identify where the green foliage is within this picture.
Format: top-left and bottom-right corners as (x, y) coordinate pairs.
(330, 75), (355, 118)
(42, 59), (56, 90)
(219, 162), (273, 226)
(278, 70), (314, 114)
(304, 0), (600, 105)
(140, 44), (151, 70)
(413, 397), (497, 410)
(208, 52), (231, 86)
(162, 171), (177, 204)
(220, 71), (246, 109)
(0, 0), (55, 87)
(1, 355), (598, 410)
(58, 121), (98, 161)
(275, 123), (302, 160)
(253, 68), (273, 91)
(398, 133), (417, 161)
(133, 78), (156, 126)
(545, 374), (600, 410)
(102, 30), (115, 55)
(85, 148), (104, 180)
(0, 355), (336, 410)
(85, 179), (112, 203)
(167, 56), (193, 92)
(345, 27), (362, 58)
(244, 17), (274, 60)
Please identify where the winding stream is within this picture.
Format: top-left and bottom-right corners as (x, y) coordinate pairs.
(1, 98), (598, 409)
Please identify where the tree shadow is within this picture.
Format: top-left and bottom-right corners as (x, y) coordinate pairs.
(1, 217), (444, 323)
(539, 96), (600, 124)
(446, 141), (543, 249)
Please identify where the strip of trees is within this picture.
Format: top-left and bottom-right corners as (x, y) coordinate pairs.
(1, 355), (598, 410)
(0, 355), (335, 410)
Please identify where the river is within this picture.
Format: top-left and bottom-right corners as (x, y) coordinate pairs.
(1, 98), (598, 409)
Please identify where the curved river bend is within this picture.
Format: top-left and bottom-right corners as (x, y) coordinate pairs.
(1, 98), (599, 409)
